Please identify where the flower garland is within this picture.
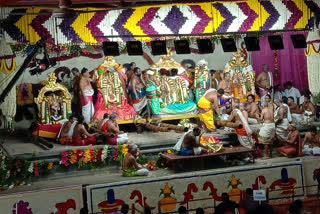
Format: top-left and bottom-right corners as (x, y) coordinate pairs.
(305, 43), (320, 56)
(59, 144), (130, 169)
(0, 148), (54, 190)
(0, 58), (16, 74)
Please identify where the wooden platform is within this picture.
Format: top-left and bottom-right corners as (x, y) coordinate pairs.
(161, 146), (255, 172)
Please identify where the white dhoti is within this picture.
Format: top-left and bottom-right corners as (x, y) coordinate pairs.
(117, 133), (129, 144)
(276, 118), (290, 141)
(258, 123), (276, 143)
(234, 109), (255, 149)
(80, 89), (95, 124)
(57, 121), (77, 139)
(248, 118), (259, 124)
(302, 145), (313, 155)
(193, 147), (202, 155)
(292, 111), (315, 125)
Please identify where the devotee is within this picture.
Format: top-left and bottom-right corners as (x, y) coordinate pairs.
(197, 89), (224, 132)
(257, 102), (275, 159)
(210, 69), (219, 89)
(130, 67), (147, 116)
(288, 96), (301, 114)
(256, 64), (273, 104)
(274, 97), (292, 142)
(72, 115), (98, 146)
(273, 84), (282, 103)
(302, 126), (320, 155)
(125, 62), (136, 84)
(173, 127), (209, 155)
(292, 95), (316, 124)
(214, 193), (240, 214)
(228, 103), (254, 149)
(71, 67), (81, 114)
(265, 94), (275, 113)
(277, 123), (301, 158)
(57, 114), (78, 145)
(220, 101), (232, 120)
(146, 70), (161, 120)
(246, 94), (260, 124)
(79, 67), (95, 124)
(105, 112), (128, 145)
(283, 81), (301, 104)
(122, 144), (149, 177)
(218, 72), (233, 102)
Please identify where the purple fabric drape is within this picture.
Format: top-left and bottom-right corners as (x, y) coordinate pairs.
(252, 32), (308, 91)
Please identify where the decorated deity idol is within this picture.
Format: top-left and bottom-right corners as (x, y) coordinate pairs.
(93, 57), (136, 121)
(194, 59), (210, 103)
(223, 48), (258, 102)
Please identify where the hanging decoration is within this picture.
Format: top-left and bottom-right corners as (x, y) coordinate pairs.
(0, 1), (314, 44)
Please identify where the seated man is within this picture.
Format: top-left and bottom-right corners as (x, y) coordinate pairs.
(130, 67), (147, 116)
(57, 115), (78, 145)
(301, 95), (316, 122)
(246, 94), (260, 124)
(302, 126), (320, 155)
(257, 102), (275, 159)
(105, 112), (128, 145)
(173, 127), (209, 155)
(277, 124), (302, 158)
(72, 115), (98, 146)
(197, 89), (224, 132)
(122, 144), (148, 177)
(228, 103), (254, 149)
(274, 97), (292, 142)
(288, 96), (301, 114)
(220, 101), (232, 120)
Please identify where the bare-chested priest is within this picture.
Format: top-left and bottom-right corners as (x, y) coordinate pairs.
(72, 115), (98, 146)
(173, 127), (209, 155)
(246, 94), (260, 124)
(256, 64), (273, 104)
(58, 114), (77, 145)
(302, 126), (320, 155)
(79, 68), (95, 124)
(277, 123), (302, 157)
(292, 95), (316, 124)
(257, 102), (275, 159)
(197, 89), (224, 131)
(274, 97), (292, 142)
(104, 112), (128, 145)
(122, 144), (149, 177)
(288, 97), (301, 114)
(218, 72), (232, 104)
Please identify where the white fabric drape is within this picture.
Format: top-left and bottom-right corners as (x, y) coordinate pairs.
(307, 30), (320, 95)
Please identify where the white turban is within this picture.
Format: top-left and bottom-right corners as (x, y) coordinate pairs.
(178, 67), (185, 75)
(147, 70), (154, 75)
(197, 59), (208, 66)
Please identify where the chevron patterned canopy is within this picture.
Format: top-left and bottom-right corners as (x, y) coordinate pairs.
(0, 0), (319, 44)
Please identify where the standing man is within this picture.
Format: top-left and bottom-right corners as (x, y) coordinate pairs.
(257, 102), (276, 159)
(218, 73), (233, 100)
(125, 62), (136, 84)
(246, 94), (260, 124)
(274, 97), (292, 142)
(79, 67), (95, 124)
(197, 89), (224, 132)
(146, 70), (161, 120)
(256, 64), (273, 104)
(130, 67), (147, 116)
(210, 70), (219, 89)
(283, 81), (301, 104)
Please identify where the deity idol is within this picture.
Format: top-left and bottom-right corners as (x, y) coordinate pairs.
(93, 57), (136, 121)
(223, 48), (258, 102)
(194, 59), (210, 103)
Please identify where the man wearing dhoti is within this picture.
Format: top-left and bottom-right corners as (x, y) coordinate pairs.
(72, 115), (98, 146)
(257, 102), (276, 158)
(246, 94), (260, 124)
(256, 64), (273, 104)
(130, 67), (147, 116)
(302, 126), (320, 155)
(292, 95), (316, 125)
(105, 112), (128, 145)
(274, 97), (292, 142)
(228, 104), (254, 149)
(197, 89), (224, 132)
(173, 127), (208, 155)
(122, 144), (148, 177)
(79, 68), (95, 124)
(277, 124), (302, 158)
(57, 115), (77, 145)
